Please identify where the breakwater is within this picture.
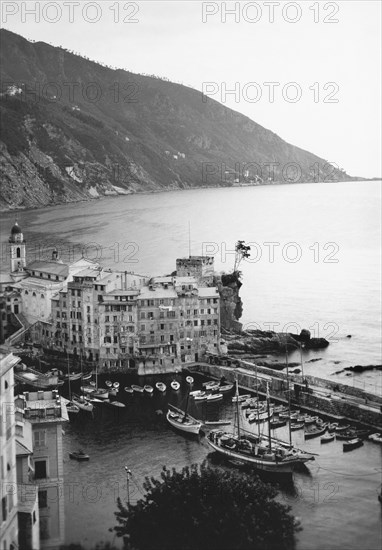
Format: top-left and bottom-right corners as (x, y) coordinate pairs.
(190, 359), (382, 430)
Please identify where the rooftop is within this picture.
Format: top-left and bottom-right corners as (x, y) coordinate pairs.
(16, 390), (69, 423)
(0, 348), (21, 376)
(26, 260), (69, 277)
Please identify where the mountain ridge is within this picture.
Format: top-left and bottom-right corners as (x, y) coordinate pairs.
(0, 28), (356, 211)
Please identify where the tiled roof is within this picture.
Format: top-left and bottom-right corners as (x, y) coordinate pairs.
(26, 261), (69, 277)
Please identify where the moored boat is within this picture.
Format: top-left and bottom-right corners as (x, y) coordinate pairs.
(66, 401), (80, 414)
(217, 383), (234, 393)
(132, 384), (144, 393)
(321, 433), (335, 444)
(186, 376), (194, 385)
(171, 380), (180, 391)
(368, 432), (382, 444)
(144, 385), (154, 394)
(69, 450), (90, 461)
(105, 380), (113, 387)
(124, 386), (134, 394)
(290, 422), (305, 431)
(72, 395), (94, 413)
(270, 419), (287, 429)
(335, 424), (350, 432)
(193, 392), (207, 401)
(343, 438), (364, 452)
(166, 410), (202, 434)
(156, 382), (167, 392)
(304, 424), (328, 440)
(232, 394), (251, 403)
(206, 393), (223, 402)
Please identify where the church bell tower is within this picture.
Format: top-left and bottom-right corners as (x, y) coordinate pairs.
(9, 220), (26, 273)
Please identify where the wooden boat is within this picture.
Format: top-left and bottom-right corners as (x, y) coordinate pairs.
(368, 432), (382, 444)
(343, 438), (364, 452)
(206, 393), (223, 402)
(171, 380), (180, 391)
(202, 380), (217, 388)
(166, 410), (202, 434)
(321, 433), (335, 444)
(62, 372), (82, 381)
(69, 450), (89, 461)
(204, 420), (231, 426)
(193, 392), (207, 401)
(217, 383), (234, 393)
(124, 386), (134, 394)
(336, 431), (357, 441)
(206, 380), (315, 475)
(232, 394), (251, 403)
(247, 408), (273, 423)
(66, 401), (80, 414)
(132, 385), (144, 393)
(303, 416), (317, 425)
(328, 422), (339, 431)
(290, 422), (305, 431)
(81, 385), (96, 394)
(335, 424), (350, 432)
(82, 373), (92, 381)
(91, 388), (109, 400)
(111, 401), (125, 408)
(241, 397), (259, 409)
(72, 395), (94, 413)
(186, 376), (194, 385)
(156, 382), (167, 392)
(144, 385), (154, 394)
(106, 380), (113, 387)
(304, 424), (328, 440)
(113, 382), (120, 389)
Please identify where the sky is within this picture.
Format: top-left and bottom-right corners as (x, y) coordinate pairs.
(1, 0), (381, 177)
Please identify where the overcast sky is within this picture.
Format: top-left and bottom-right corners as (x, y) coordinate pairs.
(2, 0), (381, 177)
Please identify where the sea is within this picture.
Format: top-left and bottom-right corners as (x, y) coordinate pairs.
(1, 179), (381, 548)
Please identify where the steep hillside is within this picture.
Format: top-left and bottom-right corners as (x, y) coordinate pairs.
(0, 29), (352, 210)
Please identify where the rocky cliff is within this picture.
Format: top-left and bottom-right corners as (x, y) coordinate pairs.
(0, 29), (355, 211)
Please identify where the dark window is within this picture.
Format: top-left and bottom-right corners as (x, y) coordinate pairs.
(2, 496), (7, 522)
(38, 490), (48, 509)
(16, 247), (21, 258)
(34, 460), (47, 479)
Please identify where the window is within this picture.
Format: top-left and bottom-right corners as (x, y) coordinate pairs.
(167, 311), (175, 318)
(38, 490), (48, 509)
(140, 312), (145, 320)
(2, 496), (7, 522)
(34, 430), (46, 447)
(34, 460), (47, 479)
(193, 320), (198, 326)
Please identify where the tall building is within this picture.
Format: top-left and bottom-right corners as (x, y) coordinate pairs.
(14, 391), (68, 549)
(0, 349), (20, 550)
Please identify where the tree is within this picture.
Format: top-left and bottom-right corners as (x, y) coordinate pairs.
(233, 240), (251, 273)
(113, 462), (300, 550)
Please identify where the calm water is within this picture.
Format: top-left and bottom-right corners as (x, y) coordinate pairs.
(1, 180), (381, 393)
(2, 181), (381, 548)
(62, 374), (382, 550)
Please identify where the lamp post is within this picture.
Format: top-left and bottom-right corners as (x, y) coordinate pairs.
(124, 466), (132, 506)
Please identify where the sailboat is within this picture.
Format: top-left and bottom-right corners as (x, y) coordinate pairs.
(166, 380), (202, 435)
(206, 380), (315, 475)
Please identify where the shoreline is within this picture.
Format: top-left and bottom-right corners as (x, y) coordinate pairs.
(1, 177), (378, 214)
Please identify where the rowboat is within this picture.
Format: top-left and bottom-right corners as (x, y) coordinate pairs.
(335, 424), (350, 432)
(69, 450), (89, 461)
(144, 385), (154, 394)
(82, 373), (92, 381)
(66, 401), (80, 414)
(304, 424), (328, 440)
(72, 395), (94, 413)
(368, 432), (382, 444)
(204, 420), (231, 426)
(186, 376), (194, 385)
(218, 383), (234, 393)
(343, 438), (364, 452)
(202, 380), (217, 388)
(206, 393), (223, 402)
(232, 394), (251, 403)
(241, 397), (259, 409)
(91, 388), (109, 400)
(171, 380), (180, 391)
(336, 431), (357, 441)
(110, 401), (125, 408)
(106, 380), (113, 387)
(156, 382), (167, 393)
(193, 392), (207, 401)
(62, 372), (82, 381)
(132, 385), (144, 393)
(166, 405), (202, 435)
(321, 433), (335, 444)
(124, 386), (134, 394)
(81, 385), (95, 394)
(290, 422), (305, 431)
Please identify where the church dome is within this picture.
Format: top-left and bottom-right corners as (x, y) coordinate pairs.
(11, 222), (22, 235)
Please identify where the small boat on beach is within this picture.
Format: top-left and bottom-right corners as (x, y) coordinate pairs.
(156, 382), (167, 393)
(132, 385), (144, 393)
(144, 385), (154, 394)
(69, 450), (90, 461)
(343, 438), (364, 452)
(171, 380), (180, 391)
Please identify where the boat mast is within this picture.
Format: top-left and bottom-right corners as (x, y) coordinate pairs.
(300, 343), (304, 382)
(67, 350), (71, 401)
(266, 383), (272, 451)
(285, 344), (292, 446)
(255, 363), (260, 437)
(235, 377), (241, 439)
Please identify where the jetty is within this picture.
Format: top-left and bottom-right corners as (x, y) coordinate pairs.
(185, 357), (382, 431)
